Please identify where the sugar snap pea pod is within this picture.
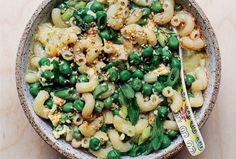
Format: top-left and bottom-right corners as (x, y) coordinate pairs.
(120, 84), (135, 99)
(54, 88), (78, 101)
(165, 68), (180, 87)
(151, 115), (164, 151)
(93, 83), (109, 99)
(127, 100), (139, 125)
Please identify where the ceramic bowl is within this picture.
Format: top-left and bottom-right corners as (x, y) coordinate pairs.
(15, 0), (221, 158)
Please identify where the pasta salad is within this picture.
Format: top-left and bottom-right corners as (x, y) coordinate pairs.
(25, 0), (208, 158)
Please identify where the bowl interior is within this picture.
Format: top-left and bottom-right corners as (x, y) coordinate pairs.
(16, 0), (221, 158)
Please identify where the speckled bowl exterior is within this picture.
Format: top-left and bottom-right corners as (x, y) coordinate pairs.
(15, 0), (221, 158)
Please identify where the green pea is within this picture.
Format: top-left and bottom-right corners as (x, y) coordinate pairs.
(43, 87), (54, 93)
(153, 82), (164, 93)
(151, 55), (161, 66)
(95, 101), (104, 113)
(131, 78), (142, 91)
(112, 92), (119, 103)
(142, 47), (153, 58)
(137, 19), (147, 26)
(83, 14), (95, 23)
(142, 8), (151, 19)
(171, 57), (181, 69)
(72, 129), (83, 139)
(75, 1), (86, 10)
(100, 30), (111, 40)
(69, 75), (77, 86)
(112, 109), (120, 116)
(185, 74), (195, 86)
(161, 135), (171, 149)
(158, 106), (169, 120)
(166, 131), (178, 139)
(29, 82), (41, 96)
(91, 2), (104, 12)
(77, 74), (89, 82)
(74, 100), (84, 112)
(62, 102), (74, 113)
(96, 11), (107, 30)
(129, 52), (141, 65)
(93, 83), (109, 99)
(107, 149), (121, 159)
(41, 70), (54, 82)
(108, 68), (118, 82)
(46, 98), (53, 109)
(59, 61), (72, 76)
(55, 75), (67, 85)
(100, 124), (109, 133)
(142, 83), (153, 96)
(104, 97), (113, 108)
(162, 49), (173, 62)
(57, 2), (68, 12)
(89, 137), (101, 151)
(52, 60), (59, 72)
(168, 36), (179, 51)
(155, 47), (163, 55)
(132, 69), (144, 80)
(151, 1), (162, 13)
(120, 70), (131, 82)
(77, 7), (89, 16)
(39, 57), (50, 67)
(143, 64), (151, 72)
(174, 3), (183, 11)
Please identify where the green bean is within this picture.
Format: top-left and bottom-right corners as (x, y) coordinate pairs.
(62, 102), (74, 113)
(54, 88), (78, 101)
(93, 83), (109, 99)
(165, 68), (180, 87)
(96, 11), (107, 30)
(89, 137), (101, 151)
(158, 75), (168, 83)
(29, 82), (41, 96)
(73, 100), (84, 112)
(73, 10), (90, 31)
(120, 84), (135, 99)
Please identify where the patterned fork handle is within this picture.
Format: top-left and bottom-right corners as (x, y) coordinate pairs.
(173, 28), (205, 156)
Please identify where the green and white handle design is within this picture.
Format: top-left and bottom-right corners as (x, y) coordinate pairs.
(173, 28), (205, 156)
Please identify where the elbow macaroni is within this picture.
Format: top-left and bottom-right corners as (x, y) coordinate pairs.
(113, 115), (136, 137)
(135, 92), (162, 112)
(33, 90), (50, 119)
(81, 93), (95, 119)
